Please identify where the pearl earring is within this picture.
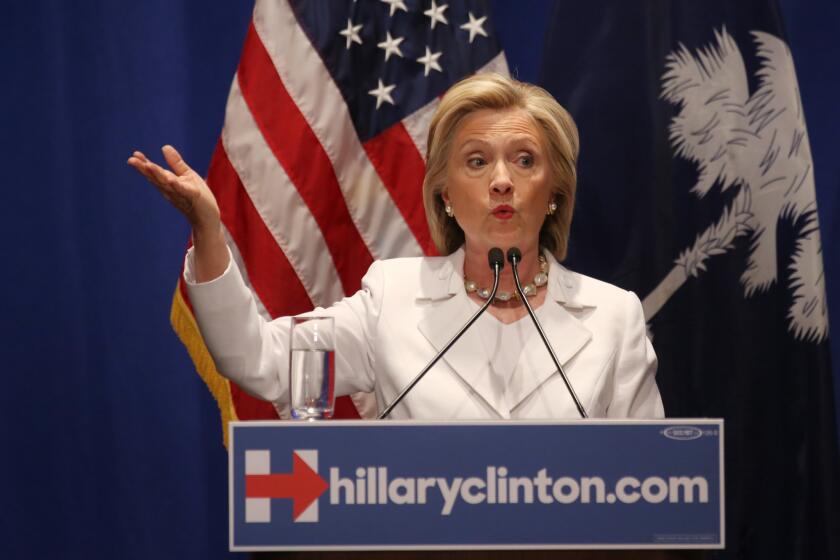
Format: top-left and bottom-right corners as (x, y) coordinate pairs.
(445, 204), (454, 217)
(547, 201), (558, 215)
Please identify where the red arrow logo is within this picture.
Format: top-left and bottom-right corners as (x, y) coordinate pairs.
(245, 452), (329, 519)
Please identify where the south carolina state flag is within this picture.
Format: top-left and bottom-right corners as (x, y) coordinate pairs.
(539, 1), (840, 558)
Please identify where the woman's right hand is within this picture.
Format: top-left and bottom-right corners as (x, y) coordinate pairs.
(128, 145), (229, 282)
(127, 145), (221, 233)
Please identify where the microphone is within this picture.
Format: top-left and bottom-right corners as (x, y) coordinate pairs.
(378, 248), (505, 419)
(507, 247), (588, 419)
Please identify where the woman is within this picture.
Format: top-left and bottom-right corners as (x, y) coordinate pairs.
(128, 73), (664, 419)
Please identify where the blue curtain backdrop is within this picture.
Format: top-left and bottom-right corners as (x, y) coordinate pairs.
(0, 1), (836, 558)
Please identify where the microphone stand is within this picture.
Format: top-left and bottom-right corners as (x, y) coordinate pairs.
(508, 248), (588, 419)
(377, 250), (504, 420)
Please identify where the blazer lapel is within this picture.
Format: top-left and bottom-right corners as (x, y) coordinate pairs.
(505, 255), (595, 411)
(416, 249), (509, 418)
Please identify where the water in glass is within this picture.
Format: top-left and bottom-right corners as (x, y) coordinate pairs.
(290, 348), (335, 419)
(289, 316), (335, 420)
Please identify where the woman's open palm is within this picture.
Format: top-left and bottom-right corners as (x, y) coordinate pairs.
(127, 145), (220, 230)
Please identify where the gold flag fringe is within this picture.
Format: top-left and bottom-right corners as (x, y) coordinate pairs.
(170, 283), (238, 448)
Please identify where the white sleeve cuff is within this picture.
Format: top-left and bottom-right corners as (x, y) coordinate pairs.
(182, 246), (251, 316)
(182, 245), (234, 286)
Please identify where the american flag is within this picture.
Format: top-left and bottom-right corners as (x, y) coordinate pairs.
(171, 0), (508, 439)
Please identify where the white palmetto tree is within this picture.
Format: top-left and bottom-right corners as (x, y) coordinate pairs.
(642, 27), (828, 342)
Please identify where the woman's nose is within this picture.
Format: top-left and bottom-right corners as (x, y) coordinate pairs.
(489, 160), (513, 195)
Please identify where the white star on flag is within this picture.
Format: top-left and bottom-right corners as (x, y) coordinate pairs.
(460, 12), (488, 44)
(423, 1), (449, 30)
(417, 47), (443, 76)
(380, 0), (408, 17)
(339, 19), (363, 49)
(377, 32), (405, 61)
(368, 79), (396, 109)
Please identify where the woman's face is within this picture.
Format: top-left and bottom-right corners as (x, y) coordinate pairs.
(442, 107), (553, 255)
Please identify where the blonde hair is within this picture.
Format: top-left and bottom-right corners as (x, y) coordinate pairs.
(422, 73), (579, 260)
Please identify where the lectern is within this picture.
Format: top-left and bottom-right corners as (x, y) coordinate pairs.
(230, 420), (723, 557)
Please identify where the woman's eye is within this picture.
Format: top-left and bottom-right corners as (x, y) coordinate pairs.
(518, 154), (534, 167)
(468, 157), (486, 168)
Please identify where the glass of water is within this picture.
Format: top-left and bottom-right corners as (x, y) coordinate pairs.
(289, 316), (335, 420)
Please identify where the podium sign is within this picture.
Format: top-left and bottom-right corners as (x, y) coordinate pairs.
(229, 420), (724, 551)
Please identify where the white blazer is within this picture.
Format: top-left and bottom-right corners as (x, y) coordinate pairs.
(185, 247), (664, 420)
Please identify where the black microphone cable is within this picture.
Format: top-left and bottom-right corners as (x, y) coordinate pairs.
(378, 248), (505, 419)
(507, 247), (588, 419)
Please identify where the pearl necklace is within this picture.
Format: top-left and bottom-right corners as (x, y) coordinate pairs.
(464, 255), (549, 302)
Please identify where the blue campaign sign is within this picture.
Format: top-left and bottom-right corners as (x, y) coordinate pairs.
(229, 420), (724, 551)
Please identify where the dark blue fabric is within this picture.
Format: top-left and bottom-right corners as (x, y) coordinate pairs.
(1, 1), (837, 558)
(0, 1), (250, 558)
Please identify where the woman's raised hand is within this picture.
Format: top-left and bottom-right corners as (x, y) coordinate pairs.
(128, 145), (229, 281)
(127, 145), (220, 233)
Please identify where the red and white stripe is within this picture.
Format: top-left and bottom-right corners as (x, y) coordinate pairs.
(254, 0), (425, 264)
